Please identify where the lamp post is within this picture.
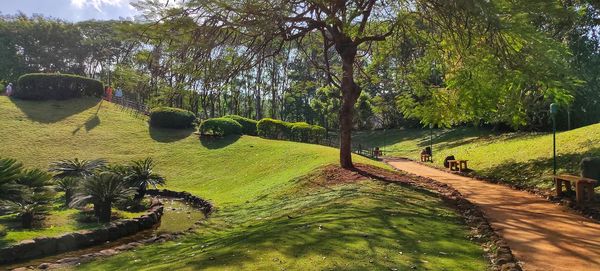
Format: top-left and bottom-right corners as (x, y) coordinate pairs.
(550, 103), (558, 175)
(429, 123), (433, 162)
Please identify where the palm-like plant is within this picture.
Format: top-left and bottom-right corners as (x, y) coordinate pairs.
(70, 172), (136, 222)
(0, 199), (52, 228)
(55, 177), (79, 206)
(49, 158), (107, 178)
(49, 158), (106, 207)
(128, 158), (165, 200)
(0, 158), (25, 201)
(0, 168), (55, 228)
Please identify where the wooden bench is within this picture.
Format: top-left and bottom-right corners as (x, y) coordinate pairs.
(448, 160), (468, 172)
(420, 154), (432, 162)
(553, 174), (597, 204)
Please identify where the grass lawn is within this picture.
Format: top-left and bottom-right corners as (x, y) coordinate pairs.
(79, 179), (486, 271)
(353, 125), (600, 190)
(0, 96), (487, 269)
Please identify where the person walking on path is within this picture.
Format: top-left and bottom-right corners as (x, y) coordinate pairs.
(5, 83), (13, 96)
(114, 88), (123, 104)
(105, 86), (113, 102)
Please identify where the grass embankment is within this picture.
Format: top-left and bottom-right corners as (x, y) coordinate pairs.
(0, 97), (486, 270)
(354, 126), (600, 190)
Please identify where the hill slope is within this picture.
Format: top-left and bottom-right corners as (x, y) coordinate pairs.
(354, 125), (600, 189)
(0, 97), (487, 270)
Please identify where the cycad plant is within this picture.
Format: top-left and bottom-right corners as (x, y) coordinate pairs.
(128, 158), (165, 200)
(0, 158), (25, 201)
(49, 158), (107, 178)
(0, 167), (55, 228)
(55, 177), (79, 206)
(49, 158), (106, 206)
(70, 172), (136, 222)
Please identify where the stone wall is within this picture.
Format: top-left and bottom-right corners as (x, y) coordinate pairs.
(0, 204), (164, 265)
(146, 189), (213, 215)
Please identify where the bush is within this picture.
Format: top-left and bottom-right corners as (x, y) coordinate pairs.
(0, 224), (6, 237)
(290, 122), (312, 142)
(14, 73), (104, 100)
(149, 107), (196, 129)
(310, 125), (327, 144)
(581, 157), (600, 187)
(223, 115), (258, 135)
(257, 118), (292, 139)
(199, 117), (243, 136)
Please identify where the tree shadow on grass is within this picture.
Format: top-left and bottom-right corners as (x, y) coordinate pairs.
(478, 147), (600, 190)
(72, 102), (103, 135)
(94, 183), (478, 271)
(10, 97), (100, 124)
(149, 126), (195, 143)
(199, 135), (240, 149)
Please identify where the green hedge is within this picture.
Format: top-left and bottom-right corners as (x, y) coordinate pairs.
(257, 118), (326, 143)
(290, 122), (327, 143)
(199, 117), (242, 136)
(14, 73), (104, 100)
(223, 115), (258, 135)
(257, 118), (292, 139)
(149, 107), (196, 129)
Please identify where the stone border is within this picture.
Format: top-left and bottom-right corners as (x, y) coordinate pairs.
(398, 157), (600, 221)
(0, 203), (164, 265)
(372, 161), (521, 271)
(146, 189), (213, 215)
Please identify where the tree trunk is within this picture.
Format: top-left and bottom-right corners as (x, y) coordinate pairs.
(135, 184), (147, 200)
(21, 213), (34, 229)
(99, 203), (112, 223)
(337, 42), (360, 169)
(65, 190), (73, 207)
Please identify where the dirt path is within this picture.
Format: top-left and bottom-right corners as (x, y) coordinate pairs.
(387, 159), (600, 271)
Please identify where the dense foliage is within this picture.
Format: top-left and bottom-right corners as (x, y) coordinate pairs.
(223, 115), (258, 135)
(199, 118), (243, 136)
(14, 73), (103, 100)
(258, 118), (326, 144)
(1, 2), (600, 168)
(0, 158), (55, 228)
(149, 107), (196, 129)
(257, 118), (292, 140)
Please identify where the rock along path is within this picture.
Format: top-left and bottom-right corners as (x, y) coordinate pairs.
(387, 159), (600, 271)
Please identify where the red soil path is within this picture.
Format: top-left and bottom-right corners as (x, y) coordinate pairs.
(387, 159), (600, 271)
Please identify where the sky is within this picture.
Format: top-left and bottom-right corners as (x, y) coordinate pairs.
(0, 0), (140, 21)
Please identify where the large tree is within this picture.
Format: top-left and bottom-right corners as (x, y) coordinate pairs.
(146, 0), (507, 168)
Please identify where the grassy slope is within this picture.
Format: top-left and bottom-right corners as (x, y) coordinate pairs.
(354, 126), (600, 189)
(0, 97), (486, 270)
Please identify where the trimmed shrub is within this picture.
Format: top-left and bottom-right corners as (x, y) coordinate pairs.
(223, 115), (258, 135)
(310, 125), (327, 144)
(14, 73), (104, 100)
(199, 117), (243, 136)
(290, 122), (313, 142)
(149, 107), (196, 129)
(257, 118), (292, 139)
(581, 157), (600, 187)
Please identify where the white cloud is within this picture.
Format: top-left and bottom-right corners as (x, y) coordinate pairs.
(70, 0), (128, 12)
